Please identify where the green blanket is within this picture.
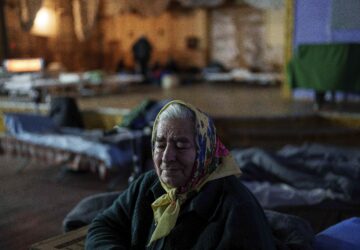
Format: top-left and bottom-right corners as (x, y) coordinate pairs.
(287, 43), (360, 91)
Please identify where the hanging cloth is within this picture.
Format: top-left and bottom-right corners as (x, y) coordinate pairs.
(102, 0), (130, 17)
(129, 0), (170, 17)
(72, 0), (99, 41)
(177, 0), (225, 8)
(17, 0), (43, 32)
(236, 0), (284, 9)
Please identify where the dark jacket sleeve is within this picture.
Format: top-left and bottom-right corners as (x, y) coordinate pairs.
(217, 180), (276, 250)
(85, 172), (155, 250)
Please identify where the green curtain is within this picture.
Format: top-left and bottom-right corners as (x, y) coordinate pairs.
(287, 43), (360, 92)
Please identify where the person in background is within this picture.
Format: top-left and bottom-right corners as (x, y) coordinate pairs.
(86, 100), (276, 249)
(132, 36), (153, 83)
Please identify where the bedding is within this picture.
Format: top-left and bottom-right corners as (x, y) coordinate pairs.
(233, 143), (360, 206)
(1, 113), (147, 178)
(232, 143), (360, 232)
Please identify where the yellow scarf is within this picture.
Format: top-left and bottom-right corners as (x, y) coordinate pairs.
(148, 100), (241, 245)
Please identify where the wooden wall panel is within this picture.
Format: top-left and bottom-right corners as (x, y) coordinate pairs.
(5, 2), (286, 72)
(101, 9), (208, 71)
(170, 10), (208, 67)
(5, 7), (50, 60)
(5, 1), (104, 71)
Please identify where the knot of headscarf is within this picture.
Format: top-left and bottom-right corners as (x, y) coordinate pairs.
(149, 183), (184, 244)
(148, 100), (241, 246)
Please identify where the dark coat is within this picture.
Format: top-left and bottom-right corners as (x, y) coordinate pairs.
(132, 37), (152, 62)
(85, 170), (276, 250)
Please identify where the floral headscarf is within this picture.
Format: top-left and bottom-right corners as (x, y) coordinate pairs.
(148, 100), (241, 245)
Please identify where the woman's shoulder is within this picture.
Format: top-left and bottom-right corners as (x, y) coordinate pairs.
(140, 169), (158, 181)
(221, 176), (260, 207)
(129, 169), (158, 190)
(127, 170), (165, 198)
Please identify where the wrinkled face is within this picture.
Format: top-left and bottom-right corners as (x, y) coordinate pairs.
(153, 118), (196, 188)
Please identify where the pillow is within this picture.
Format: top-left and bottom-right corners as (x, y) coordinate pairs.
(313, 217), (360, 250)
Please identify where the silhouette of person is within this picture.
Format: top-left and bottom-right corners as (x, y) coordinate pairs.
(132, 36), (153, 82)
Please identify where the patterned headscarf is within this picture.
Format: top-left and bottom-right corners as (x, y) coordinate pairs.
(148, 100), (241, 245)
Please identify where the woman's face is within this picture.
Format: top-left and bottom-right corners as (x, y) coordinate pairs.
(153, 118), (196, 188)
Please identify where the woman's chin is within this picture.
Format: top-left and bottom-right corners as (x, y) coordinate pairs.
(161, 174), (183, 188)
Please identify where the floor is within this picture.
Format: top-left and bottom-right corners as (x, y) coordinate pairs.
(0, 155), (131, 250)
(77, 83), (316, 117)
(0, 83), (359, 249)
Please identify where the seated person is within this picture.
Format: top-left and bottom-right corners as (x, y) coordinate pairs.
(86, 100), (276, 249)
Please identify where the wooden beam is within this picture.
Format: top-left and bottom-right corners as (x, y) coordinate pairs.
(282, 0), (294, 99)
(0, 0), (9, 61)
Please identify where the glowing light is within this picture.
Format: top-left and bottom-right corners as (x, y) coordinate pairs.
(4, 58), (44, 73)
(31, 7), (58, 37)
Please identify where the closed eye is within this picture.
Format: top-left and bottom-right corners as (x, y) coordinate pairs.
(156, 142), (166, 149)
(176, 142), (191, 149)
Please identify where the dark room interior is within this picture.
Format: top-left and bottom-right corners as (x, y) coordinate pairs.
(0, 0), (360, 249)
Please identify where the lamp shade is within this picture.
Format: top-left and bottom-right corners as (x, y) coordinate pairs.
(30, 7), (57, 37)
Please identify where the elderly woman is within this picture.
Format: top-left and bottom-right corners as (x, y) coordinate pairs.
(86, 100), (275, 249)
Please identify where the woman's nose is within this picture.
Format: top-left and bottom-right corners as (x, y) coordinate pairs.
(162, 144), (176, 162)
